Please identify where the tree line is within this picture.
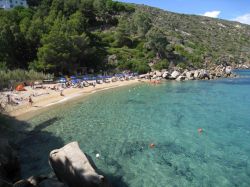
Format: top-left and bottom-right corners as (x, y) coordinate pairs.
(1, 0), (249, 76)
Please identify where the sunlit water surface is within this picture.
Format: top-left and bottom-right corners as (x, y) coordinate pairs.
(21, 70), (250, 187)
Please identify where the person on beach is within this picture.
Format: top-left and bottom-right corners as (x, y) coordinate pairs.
(60, 88), (64, 96)
(7, 94), (11, 104)
(29, 95), (33, 106)
(30, 82), (34, 89)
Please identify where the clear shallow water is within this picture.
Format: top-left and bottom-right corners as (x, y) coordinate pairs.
(21, 70), (250, 187)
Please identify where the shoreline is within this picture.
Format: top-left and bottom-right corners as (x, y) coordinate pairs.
(4, 79), (142, 121)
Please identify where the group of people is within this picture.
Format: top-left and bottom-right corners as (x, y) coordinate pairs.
(6, 94), (33, 106)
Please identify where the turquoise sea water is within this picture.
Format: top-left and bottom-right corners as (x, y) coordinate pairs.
(20, 70), (250, 186)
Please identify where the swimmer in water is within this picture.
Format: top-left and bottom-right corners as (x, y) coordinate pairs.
(149, 143), (155, 148)
(198, 128), (203, 134)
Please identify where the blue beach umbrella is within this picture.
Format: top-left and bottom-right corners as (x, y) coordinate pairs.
(70, 76), (77, 79)
(97, 75), (103, 79)
(59, 77), (67, 83)
(82, 76), (90, 81)
(71, 79), (78, 84)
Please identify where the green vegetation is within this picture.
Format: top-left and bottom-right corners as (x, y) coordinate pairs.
(0, 0), (250, 79)
(0, 69), (53, 90)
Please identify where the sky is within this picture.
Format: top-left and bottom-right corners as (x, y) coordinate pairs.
(117, 0), (250, 25)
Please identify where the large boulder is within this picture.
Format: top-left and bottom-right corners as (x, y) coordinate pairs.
(171, 71), (180, 79)
(152, 75), (157, 79)
(149, 72), (155, 76)
(193, 70), (200, 79)
(49, 142), (109, 187)
(199, 69), (209, 79)
(185, 71), (194, 80)
(0, 138), (19, 182)
(139, 74), (148, 79)
(176, 76), (186, 81)
(155, 71), (162, 77)
(162, 71), (170, 79)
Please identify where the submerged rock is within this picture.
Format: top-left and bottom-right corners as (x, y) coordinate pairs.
(49, 142), (109, 187)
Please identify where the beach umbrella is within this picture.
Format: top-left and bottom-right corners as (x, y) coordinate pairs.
(59, 77), (67, 83)
(82, 76), (89, 81)
(16, 84), (26, 91)
(71, 79), (78, 84)
(70, 76), (77, 79)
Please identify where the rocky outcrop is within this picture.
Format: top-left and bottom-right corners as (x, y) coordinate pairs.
(49, 142), (109, 187)
(235, 64), (249, 69)
(143, 64), (236, 82)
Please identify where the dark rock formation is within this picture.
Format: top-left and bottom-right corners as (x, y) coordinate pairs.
(38, 179), (67, 187)
(0, 138), (20, 182)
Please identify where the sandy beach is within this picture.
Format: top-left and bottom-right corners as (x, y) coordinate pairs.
(0, 79), (142, 120)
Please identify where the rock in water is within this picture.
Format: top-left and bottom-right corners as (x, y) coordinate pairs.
(49, 142), (108, 187)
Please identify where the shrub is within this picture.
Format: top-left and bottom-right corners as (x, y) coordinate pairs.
(153, 59), (169, 70)
(0, 69), (53, 90)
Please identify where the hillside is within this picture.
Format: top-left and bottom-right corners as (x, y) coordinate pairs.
(136, 5), (250, 67)
(0, 0), (250, 76)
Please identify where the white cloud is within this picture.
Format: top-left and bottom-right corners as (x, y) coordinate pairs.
(233, 13), (250, 25)
(203, 11), (221, 18)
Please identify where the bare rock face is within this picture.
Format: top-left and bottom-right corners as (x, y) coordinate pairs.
(49, 142), (109, 187)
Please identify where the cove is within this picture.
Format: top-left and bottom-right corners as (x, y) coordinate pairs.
(20, 70), (250, 186)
